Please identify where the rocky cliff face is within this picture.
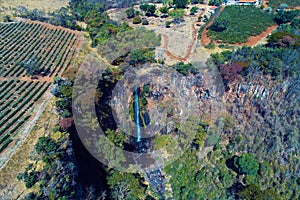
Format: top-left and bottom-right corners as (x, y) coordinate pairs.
(110, 63), (226, 141)
(223, 73), (299, 168)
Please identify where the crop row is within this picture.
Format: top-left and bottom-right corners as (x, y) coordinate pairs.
(0, 80), (51, 152)
(0, 21), (80, 78)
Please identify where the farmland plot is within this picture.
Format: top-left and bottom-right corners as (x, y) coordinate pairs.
(0, 20), (81, 153)
(0, 21), (81, 78)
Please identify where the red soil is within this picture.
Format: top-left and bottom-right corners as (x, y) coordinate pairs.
(263, 0), (269, 8)
(201, 6), (225, 46)
(235, 25), (278, 46)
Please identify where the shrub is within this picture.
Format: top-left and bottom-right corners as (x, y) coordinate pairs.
(166, 21), (172, 28)
(35, 136), (57, 154)
(140, 4), (156, 16)
(17, 171), (38, 188)
(190, 6), (198, 15)
(126, 8), (135, 19)
(168, 9), (185, 18)
(291, 17), (300, 29)
(205, 42), (216, 49)
(171, 62), (199, 75)
(142, 19), (149, 25)
(20, 57), (50, 77)
(160, 6), (169, 14)
(3, 15), (12, 22)
(128, 49), (147, 66)
(173, 0), (188, 8)
(133, 16), (142, 24)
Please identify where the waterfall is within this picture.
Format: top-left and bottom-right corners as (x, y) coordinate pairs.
(135, 87), (141, 142)
(134, 87), (166, 198)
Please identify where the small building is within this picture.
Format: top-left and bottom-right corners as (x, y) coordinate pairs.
(225, 0), (260, 6)
(237, 0), (259, 6)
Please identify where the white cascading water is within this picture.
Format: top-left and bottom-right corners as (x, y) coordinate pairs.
(135, 87), (141, 142)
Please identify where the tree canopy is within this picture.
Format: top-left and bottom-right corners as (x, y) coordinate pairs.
(173, 0), (189, 8)
(140, 3), (157, 16)
(234, 153), (259, 176)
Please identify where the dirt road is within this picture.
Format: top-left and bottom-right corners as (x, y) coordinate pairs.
(161, 10), (206, 62)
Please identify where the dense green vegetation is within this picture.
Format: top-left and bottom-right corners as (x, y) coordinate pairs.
(211, 45), (300, 81)
(268, 0), (300, 9)
(126, 7), (135, 18)
(234, 154), (259, 176)
(238, 184), (281, 200)
(107, 170), (148, 199)
(164, 144), (236, 199)
(173, 0), (189, 8)
(208, 6), (274, 43)
(18, 135), (82, 199)
(14, 7), (81, 30)
(209, 0), (224, 6)
(162, 109), (298, 199)
(274, 10), (300, 24)
(140, 3), (157, 16)
(19, 57), (50, 77)
(168, 9), (186, 23)
(171, 62), (199, 75)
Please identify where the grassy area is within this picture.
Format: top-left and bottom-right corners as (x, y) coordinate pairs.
(0, 0), (68, 12)
(207, 6), (275, 44)
(0, 98), (58, 199)
(267, 0), (300, 9)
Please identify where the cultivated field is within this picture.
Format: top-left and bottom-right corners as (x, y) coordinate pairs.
(0, 20), (81, 155)
(207, 6), (275, 44)
(0, 21), (80, 78)
(0, 80), (51, 152)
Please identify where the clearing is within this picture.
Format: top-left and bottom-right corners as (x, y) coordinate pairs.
(0, 0), (68, 12)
